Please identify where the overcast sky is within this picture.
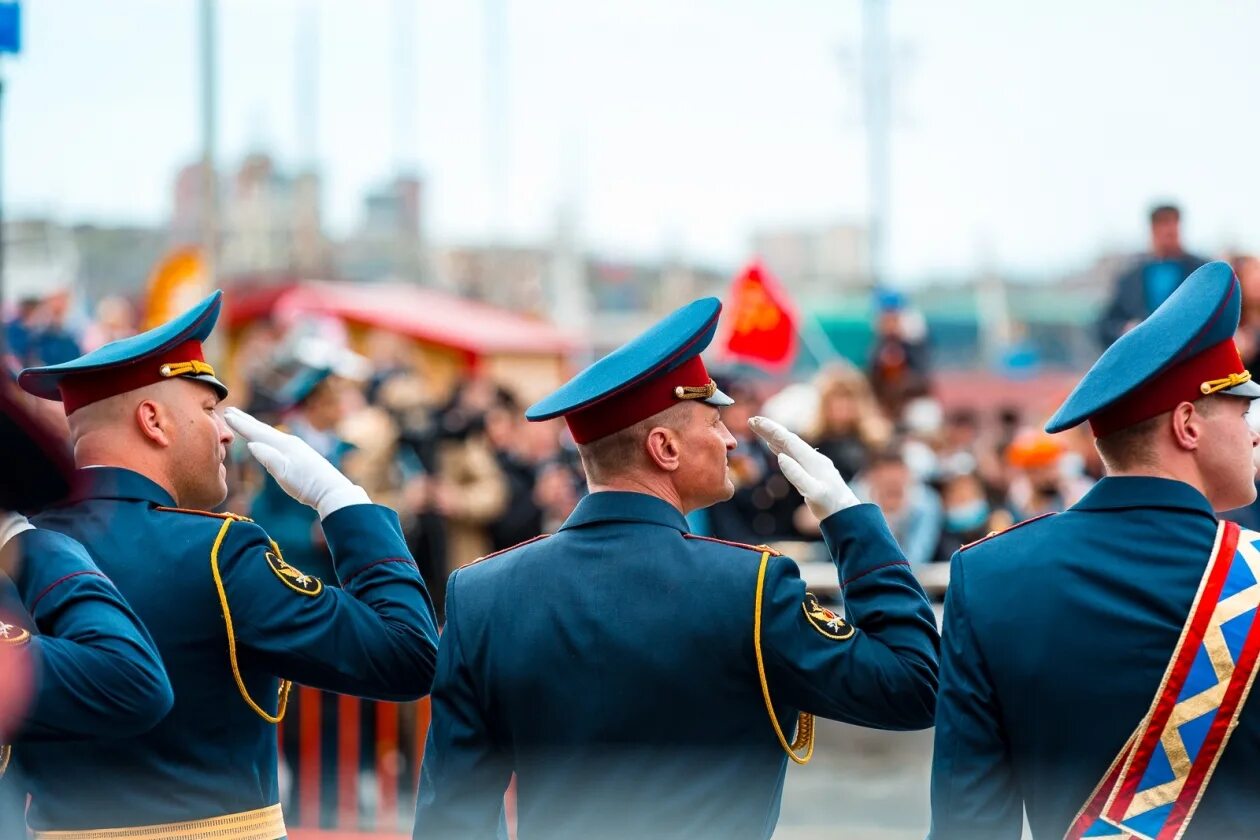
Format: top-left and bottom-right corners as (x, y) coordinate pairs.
(7, 0), (1260, 281)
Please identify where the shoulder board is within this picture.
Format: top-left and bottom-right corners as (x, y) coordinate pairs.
(465, 533), (552, 568)
(683, 534), (782, 556)
(153, 506), (253, 523)
(960, 512), (1055, 552)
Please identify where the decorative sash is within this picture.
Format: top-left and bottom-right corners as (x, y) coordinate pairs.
(1065, 520), (1260, 840)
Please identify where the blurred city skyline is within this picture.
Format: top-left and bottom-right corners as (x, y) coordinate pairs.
(6, 0), (1260, 282)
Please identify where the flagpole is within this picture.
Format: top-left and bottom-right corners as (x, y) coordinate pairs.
(794, 308), (842, 368)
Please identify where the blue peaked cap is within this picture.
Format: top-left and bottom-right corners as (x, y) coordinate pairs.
(1046, 261), (1260, 435)
(18, 291), (228, 409)
(278, 365), (335, 410)
(526, 297), (733, 441)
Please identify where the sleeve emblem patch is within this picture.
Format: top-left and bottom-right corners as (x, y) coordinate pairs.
(802, 592), (854, 641)
(0, 620), (30, 646)
(266, 551), (324, 597)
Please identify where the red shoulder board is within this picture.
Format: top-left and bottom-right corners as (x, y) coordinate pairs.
(465, 533), (552, 568)
(959, 511), (1055, 552)
(154, 506), (253, 523)
(683, 534), (782, 556)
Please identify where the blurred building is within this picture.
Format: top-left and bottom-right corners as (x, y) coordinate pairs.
(751, 223), (869, 297)
(431, 243), (549, 315)
(172, 153), (331, 278)
(71, 224), (168, 302)
(337, 173), (427, 283)
(3, 219), (81, 301)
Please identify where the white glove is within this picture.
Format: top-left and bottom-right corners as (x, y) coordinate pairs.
(0, 513), (33, 579)
(224, 407), (371, 520)
(0, 513), (33, 553)
(748, 416), (860, 520)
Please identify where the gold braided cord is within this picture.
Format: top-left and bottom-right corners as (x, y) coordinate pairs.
(209, 519), (290, 724)
(1200, 370), (1252, 395)
(673, 380), (718, 401)
(32, 803), (284, 840)
(159, 360), (217, 379)
(753, 549), (815, 765)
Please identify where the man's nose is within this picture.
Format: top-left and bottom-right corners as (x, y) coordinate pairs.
(219, 414), (235, 445)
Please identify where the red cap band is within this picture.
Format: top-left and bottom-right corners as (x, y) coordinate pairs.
(564, 355), (713, 444)
(1089, 339), (1247, 437)
(59, 340), (208, 415)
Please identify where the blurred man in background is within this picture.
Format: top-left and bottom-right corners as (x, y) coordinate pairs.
(869, 290), (932, 419)
(854, 448), (942, 565)
(1098, 203), (1207, 345)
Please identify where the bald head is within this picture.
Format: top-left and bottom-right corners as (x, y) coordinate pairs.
(68, 378), (234, 510)
(67, 382), (165, 444)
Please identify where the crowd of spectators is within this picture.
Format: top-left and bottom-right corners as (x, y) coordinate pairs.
(9, 209), (1260, 616)
(0, 287), (1109, 616)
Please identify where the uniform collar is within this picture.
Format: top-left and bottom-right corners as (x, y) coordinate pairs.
(559, 490), (690, 533)
(64, 466), (177, 507)
(1070, 475), (1216, 520)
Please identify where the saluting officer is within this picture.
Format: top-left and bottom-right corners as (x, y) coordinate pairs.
(413, 297), (939, 840)
(15, 291), (439, 839)
(930, 262), (1260, 839)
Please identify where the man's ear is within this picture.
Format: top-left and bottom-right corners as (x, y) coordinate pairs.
(135, 399), (172, 447)
(644, 426), (682, 472)
(1170, 401), (1202, 452)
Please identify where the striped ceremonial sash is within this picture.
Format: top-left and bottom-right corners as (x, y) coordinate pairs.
(1065, 520), (1260, 840)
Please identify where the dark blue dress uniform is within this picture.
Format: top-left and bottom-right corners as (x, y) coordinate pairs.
(2, 527), (172, 741)
(1, 529), (174, 837)
(15, 291), (440, 837)
(930, 262), (1260, 839)
(414, 298), (939, 840)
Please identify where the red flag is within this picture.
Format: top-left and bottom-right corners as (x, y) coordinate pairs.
(720, 261), (797, 372)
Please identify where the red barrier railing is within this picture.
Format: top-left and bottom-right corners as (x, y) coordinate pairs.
(282, 691), (519, 840)
(281, 690), (431, 835)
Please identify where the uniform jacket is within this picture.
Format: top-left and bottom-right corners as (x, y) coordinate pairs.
(23, 467), (439, 832)
(930, 476), (1260, 838)
(1, 528), (173, 837)
(414, 490), (939, 840)
(3, 527), (172, 740)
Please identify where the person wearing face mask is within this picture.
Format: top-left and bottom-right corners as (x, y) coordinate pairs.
(933, 471), (1009, 564)
(1004, 428), (1092, 519)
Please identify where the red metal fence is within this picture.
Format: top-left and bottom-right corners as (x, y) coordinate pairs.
(281, 688), (430, 837)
